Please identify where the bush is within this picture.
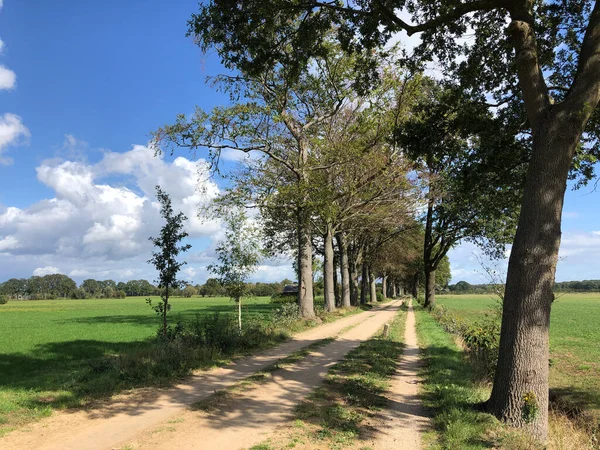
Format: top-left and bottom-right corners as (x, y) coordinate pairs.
(376, 292), (384, 302)
(430, 305), (499, 379)
(82, 312), (286, 396)
(0, 295), (7, 305)
(117, 290), (127, 299)
(272, 302), (302, 327)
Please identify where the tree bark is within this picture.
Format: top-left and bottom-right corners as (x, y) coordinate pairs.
(162, 283), (169, 339)
(349, 255), (359, 306)
(391, 282), (397, 298)
(323, 225), (336, 312)
(297, 207), (315, 318)
(411, 274), (418, 299)
(487, 115), (584, 440)
(382, 274), (387, 300)
(369, 267), (377, 303)
(336, 233), (352, 308)
(360, 262), (368, 305)
(238, 297), (242, 332)
(487, 7), (600, 441)
(424, 269), (436, 309)
(333, 250), (341, 307)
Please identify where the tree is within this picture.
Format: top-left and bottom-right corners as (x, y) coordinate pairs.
(154, 39), (360, 320)
(82, 279), (102, 297)
(182, 285), (198, 298)
(397, 81), (526, 309)
(147, 186), (192, 338)
(208, 209), (263, 331)
(191, 1), (600, 438)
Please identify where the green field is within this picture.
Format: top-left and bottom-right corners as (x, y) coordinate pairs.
(437, 293), (600, 422)
(0, 296), (277, 433)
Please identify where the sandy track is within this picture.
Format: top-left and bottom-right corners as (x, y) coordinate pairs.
(2, 301), (401, 450)
(368, 300), (429, 450)
(120, 300), (404, 450)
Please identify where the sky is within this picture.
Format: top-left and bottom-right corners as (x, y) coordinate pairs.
(0, 0), (598, 286)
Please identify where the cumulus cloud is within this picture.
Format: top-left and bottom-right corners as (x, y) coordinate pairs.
(0, 113), (29, 164)
(0, 143), (222, 280)
(0, 65), (15, 90)
(33, 266), (61, 276)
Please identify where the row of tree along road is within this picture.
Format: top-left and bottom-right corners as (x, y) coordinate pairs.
(149, 0), (600, 442)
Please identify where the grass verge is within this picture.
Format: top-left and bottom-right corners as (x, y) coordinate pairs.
(415, 305), (598, 450)
(253, 306), (407, 449)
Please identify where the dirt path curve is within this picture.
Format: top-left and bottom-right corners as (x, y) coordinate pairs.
(369, 300), (429, 450)
(2, 300), (402, 450)
(120, 299), (404, 450)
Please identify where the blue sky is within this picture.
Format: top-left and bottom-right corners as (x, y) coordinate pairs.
(0, 0), (598, 285)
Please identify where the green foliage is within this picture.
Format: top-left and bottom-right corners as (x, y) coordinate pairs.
(147, 186), (191, 338)
(208, 209), (263, 304)
(271, 302), (302, 328)
(430, 305), (500, 379)
(522, 391), (540, 424)
(0, 295), (7, 305)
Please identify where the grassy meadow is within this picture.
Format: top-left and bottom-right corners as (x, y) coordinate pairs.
(437, 293), (600, 425)
(0, 296), (277, 434)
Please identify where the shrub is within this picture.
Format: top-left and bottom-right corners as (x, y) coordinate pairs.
(430, 305), (499, 379)
(117, 290), (127, 299)
(376, 292), (384, 302)
(272, 302), (302, 327)
(82, 311), (286, 396)
(0, 295), (7, 305)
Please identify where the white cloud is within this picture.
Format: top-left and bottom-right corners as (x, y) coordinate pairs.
(33, 266), (61, 276)
(0, 65), (15, 90)
(0, 113), (29, 164)
(0, 143), (222, 281)
(0, 39), (4, 54)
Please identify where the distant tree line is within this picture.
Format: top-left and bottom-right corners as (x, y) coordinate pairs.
(448, 280), (600, 294)
(0, 274), (296, 300)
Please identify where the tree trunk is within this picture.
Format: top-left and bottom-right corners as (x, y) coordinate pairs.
(487, 115), (584, 441)
(423, 195), (435, 309)
(360, 263), (368, 305)
(336, 233), (352, 308)
(323, 225), (336, 312)
(424, 269), (436, 309)
(238, 297), (242, 332)
(333, 246), (341, 307)
(297, 207), (315, 318)
(369, 267), (377, 303)
(411, 274), (418, 299)
(391, 283), (397, 298)
(382, 274), (387, 300)
(163, 285), (169, 338)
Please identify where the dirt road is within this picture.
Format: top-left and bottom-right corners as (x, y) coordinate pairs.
(369, 300), (429, 450)
(2, 300), (402, 450)
(119, 300), (404, 450)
